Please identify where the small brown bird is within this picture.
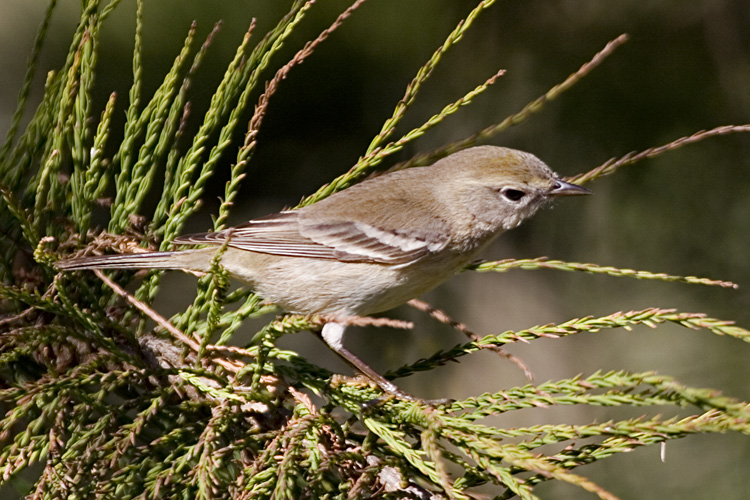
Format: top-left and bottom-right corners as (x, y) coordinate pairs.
(57, 146), (590, 402)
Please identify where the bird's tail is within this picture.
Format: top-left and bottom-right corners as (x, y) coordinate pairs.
(55, 250), (204, 272)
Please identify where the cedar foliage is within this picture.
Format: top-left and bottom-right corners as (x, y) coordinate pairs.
(1, 1), (749, 498)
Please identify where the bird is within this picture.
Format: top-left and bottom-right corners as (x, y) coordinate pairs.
(56, 145), (590, 403)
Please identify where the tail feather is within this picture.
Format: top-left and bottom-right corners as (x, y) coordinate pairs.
(55, 251), (186, 271)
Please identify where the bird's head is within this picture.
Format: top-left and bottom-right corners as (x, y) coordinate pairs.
(434, 145), (590, 232)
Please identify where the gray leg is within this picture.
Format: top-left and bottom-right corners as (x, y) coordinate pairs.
(319, 322), (449, 405)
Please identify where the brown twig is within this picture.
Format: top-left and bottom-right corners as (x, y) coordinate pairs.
(392, 34), (630, 171)
(318, 314), (414, 330)
(408, 299), (534, 381)
(242, 0), (368, 152)
(568, 124), (750, 185)
(92, 269), (242, 372)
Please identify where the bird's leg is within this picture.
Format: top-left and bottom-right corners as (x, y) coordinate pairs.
(317, 322), (450, 406)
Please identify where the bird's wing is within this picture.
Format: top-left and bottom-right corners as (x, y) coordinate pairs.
(172, 210), (449, 265)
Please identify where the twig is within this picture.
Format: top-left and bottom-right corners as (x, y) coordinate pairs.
(93, 269), (240, 372)
(468, 257), (739, 289)
(408, 299), (533, 381)
(318, 314), (414, 330)
(569, 124), (750, 184)
(392, 34), (630, 171)
(242, 0), (368, 152)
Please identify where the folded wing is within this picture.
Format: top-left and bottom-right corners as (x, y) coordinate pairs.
(173, 210), (449, 265)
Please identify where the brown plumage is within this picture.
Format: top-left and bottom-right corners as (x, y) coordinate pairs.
(57, 146), (590, 402)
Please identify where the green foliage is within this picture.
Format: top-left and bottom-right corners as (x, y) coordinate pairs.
(1, 1), (749, 499)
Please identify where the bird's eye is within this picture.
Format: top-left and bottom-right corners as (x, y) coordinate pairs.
(501, 188), (526, 202)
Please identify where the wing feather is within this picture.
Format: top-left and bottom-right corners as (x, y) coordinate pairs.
(172, 210), (449, 265)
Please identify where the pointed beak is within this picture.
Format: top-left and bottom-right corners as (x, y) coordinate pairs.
(549, 179), (591, 197)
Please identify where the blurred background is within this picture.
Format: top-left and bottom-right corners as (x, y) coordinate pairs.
(2, 0), (749, 498)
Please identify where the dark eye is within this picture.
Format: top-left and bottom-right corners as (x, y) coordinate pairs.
(501, 188), (526, 202)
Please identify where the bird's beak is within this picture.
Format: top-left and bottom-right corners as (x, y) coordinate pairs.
(549, 180), (591, 196)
